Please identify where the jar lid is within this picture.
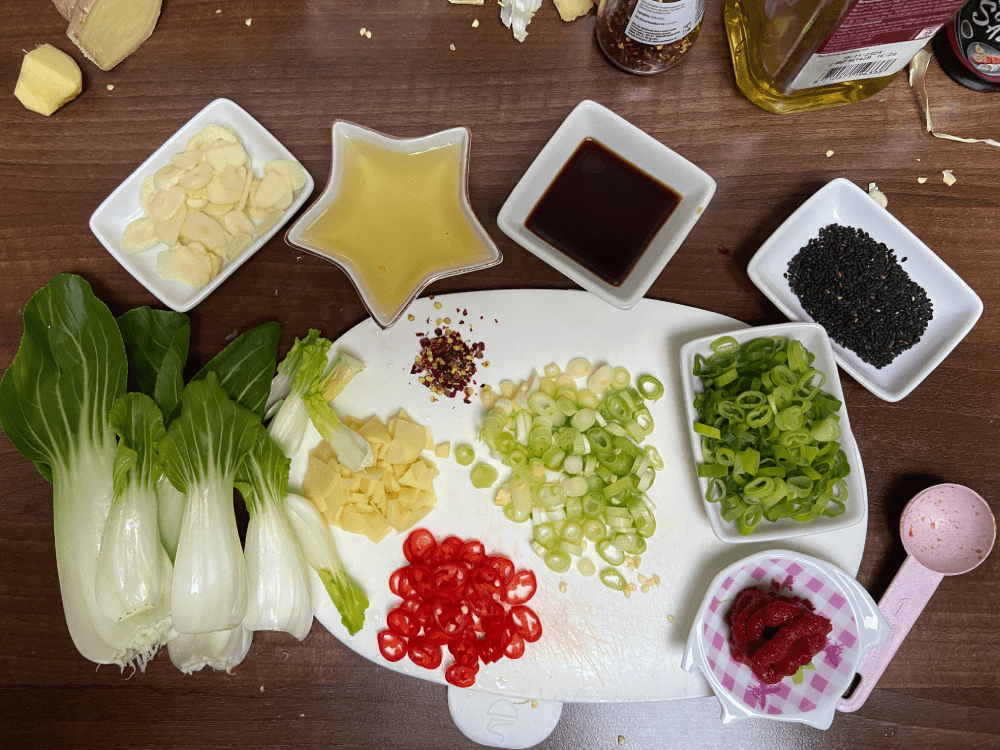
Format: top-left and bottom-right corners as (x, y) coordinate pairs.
(932, 2), (1000, 93)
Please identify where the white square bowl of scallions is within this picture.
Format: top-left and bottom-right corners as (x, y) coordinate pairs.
(679, 322), (867, 544)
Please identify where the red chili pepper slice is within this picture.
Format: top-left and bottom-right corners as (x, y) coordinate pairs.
(483, 555), (515, 583)
(503, 631), (525, 660)
(422, 625), (453, 646)
(509, 605), (543, 643)
(427, 535), (464, 567)
(404, 528), (437, 563)
(407, 563), (436, 600)
(470, 566), (505, 600)
(445, 662), (479, 688)
(448, 635), (480, 668)
(386, 606), (417, 639)
(466, 584), (504, 619)
(377, 629), (408, 662)
(407, 636), (443, 670)
(435, 563), (469, 596)
(433, 601), (468, 637)
(389, 567), (418, 599)
(458, 539), (487, 568)
(505, 569), (537, 605)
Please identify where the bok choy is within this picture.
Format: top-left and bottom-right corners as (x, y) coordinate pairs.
(0, 274), (171, 669)
(168, 625), (253, 674)
(95, 393), (171, 621)
(283, 492), (368, 635)
(159, 372), (259, 634)
(267, 330), (372, 471)
(236, 426), (314, 641)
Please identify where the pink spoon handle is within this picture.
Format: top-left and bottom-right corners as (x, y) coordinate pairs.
(837, 555), (944, 712)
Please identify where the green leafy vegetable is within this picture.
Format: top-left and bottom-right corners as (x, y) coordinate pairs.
(283, 492), (368, 636)
(192, 322), (280, 420)
(159, 372), (260, 634)
(96, 393), (171, 622)
(692, 335), (851, 535)
(116, 307), (190, 425)
(0, 274), (169, 669)
(236, 426), (313, 641)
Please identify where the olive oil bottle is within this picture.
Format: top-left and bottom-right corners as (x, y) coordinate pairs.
(725, 0), (968, 114)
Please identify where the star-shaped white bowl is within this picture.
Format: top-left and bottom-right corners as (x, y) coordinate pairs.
(284, 122), (502, 328)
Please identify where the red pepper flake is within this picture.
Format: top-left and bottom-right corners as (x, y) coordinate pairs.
(728, 587), (831, 684)
(411, 327), (485, 403)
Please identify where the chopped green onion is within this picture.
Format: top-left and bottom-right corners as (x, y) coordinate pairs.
(471, 463), (499, 489)
(545, 549), (571, 573)
(455, 443), (475, 466)
(599, 568), (628, 591)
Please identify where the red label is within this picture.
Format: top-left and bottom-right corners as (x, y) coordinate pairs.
(819, 0), (968, 53)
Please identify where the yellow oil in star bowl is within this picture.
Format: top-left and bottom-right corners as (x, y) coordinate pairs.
(298, 136), (494, 324)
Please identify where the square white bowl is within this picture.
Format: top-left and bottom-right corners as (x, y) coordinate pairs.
(679, 322), (867, 544)
(747, 178), (983, 402)
(90, 98), (314, 312)
(497, 99), (716, 310)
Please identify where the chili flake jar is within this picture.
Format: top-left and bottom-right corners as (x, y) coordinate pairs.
(596, 0), (704, 74)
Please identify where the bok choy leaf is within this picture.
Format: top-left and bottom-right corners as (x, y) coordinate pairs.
(236, 426), (313, 640)
(0, 274), (170, 669)
(283, 492), (368, 636)
(268, 330), (330, 456)
(116, 307), (190, 426)
(192, 322), (280, 420)
(159, 372), (259, 634)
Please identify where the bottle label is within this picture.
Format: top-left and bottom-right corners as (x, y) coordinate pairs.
(625, 0), (705, 46)
(950, 0), (1000, 82)
(789, 0), (967, 90)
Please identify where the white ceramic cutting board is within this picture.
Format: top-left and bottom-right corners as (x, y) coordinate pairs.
(289, 289), (867, 703)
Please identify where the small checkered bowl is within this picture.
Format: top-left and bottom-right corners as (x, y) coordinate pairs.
(682, 550), (888, 730)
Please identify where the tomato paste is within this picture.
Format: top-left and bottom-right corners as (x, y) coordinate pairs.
(729, 587), (832, 684)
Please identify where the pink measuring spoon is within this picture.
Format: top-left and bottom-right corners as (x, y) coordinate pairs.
(838, 483), (995, 712)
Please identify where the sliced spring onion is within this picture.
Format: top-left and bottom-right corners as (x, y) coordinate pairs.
(692, 335), (850, 535)
(545, 549), (571, 573)
(455, 443), (475, 466)
(471, 463), (499, 489)
(599, 568), (628, 591)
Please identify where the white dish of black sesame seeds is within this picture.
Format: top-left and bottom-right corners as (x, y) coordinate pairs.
(747, 178), (983, 402)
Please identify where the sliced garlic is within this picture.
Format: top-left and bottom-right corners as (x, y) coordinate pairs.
(178, 161), (213, 191)
(206, 142), (248, 172)
(154, 206), (187, 246)
(253, 171), (290, 209)
(220, 209), (254, 236)
(153, 165), (183, 191)
(170, 149), (203, 171)
(139, 174), (157, 215)
(203, 201), (235, 217)
(121, 217), (159, 252)
(264, 159), (307, 191)
(148, 185), (187, 222)
(181, 211), (232, 252)
(253, 209), (284, 236)
(201, 123), (239, 145)
(226, 231), (253, 260)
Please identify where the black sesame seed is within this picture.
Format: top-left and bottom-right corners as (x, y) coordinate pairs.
(785, 224), (932, 369)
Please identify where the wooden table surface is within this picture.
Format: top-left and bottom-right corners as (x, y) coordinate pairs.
(2, 1), (998, 748)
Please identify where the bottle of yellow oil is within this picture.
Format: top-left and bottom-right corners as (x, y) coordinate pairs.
(725, 0), (969, 114)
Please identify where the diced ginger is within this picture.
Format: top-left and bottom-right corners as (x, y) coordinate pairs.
(384, 419), (426, 464)
(310, 441), (336, 463)
(303, 456), (340, 500)
(435, 441), (451, 458)
(358, 415), (392, 445)
(14, 44), (83, 117)
(553, 0), (594, 22)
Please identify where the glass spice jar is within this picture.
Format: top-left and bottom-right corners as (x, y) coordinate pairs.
(596, 0), (705, 75)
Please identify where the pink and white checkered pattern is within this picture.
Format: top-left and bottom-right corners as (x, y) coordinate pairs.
(700, 557), (859, 717)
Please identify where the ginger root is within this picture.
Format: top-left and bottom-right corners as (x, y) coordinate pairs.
(53, 0), (162, 71)
(14, 44), (83, 116)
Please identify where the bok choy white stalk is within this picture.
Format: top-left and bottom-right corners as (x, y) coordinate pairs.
(0, 274), (171, 670)
(236, 426), (314, 640)
(159, 372), (259, 635)
(167, 626), (253, 674)
(267, 330), (372, 471)
(283, 492), (368, 635)
(95, 393), (171, 621)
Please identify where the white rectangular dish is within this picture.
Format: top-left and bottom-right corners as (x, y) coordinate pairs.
(746, 178), (982, 402)
(497, 100), (716, 310)
(679, 322), (867, 544)
(90, 98), (314, 312)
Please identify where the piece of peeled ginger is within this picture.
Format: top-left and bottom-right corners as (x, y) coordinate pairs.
(14, 44), (83, 116)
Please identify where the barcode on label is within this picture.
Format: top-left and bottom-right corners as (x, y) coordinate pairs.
(819, 59), (896, 83)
